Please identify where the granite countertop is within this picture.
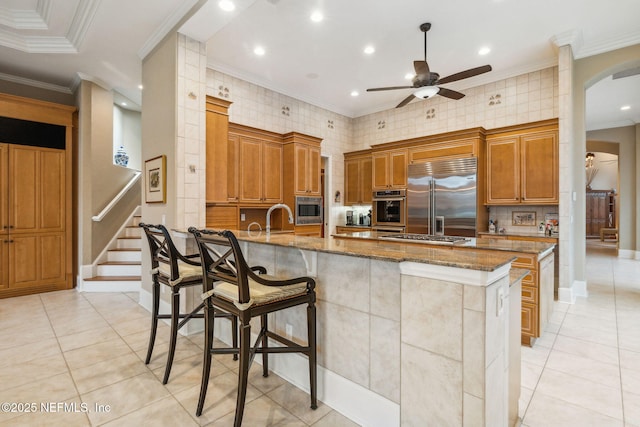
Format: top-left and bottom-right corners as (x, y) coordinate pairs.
(477, 231), (559, 240)
(337, 224), (372, 228)
(332, 231), (556, 256)
(183, 229), (516, 272)
(509, 268), (530, 286)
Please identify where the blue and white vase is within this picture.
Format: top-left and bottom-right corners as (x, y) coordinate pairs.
(114, 145), (129, 167)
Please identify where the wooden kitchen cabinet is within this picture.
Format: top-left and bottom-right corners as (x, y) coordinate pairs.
(1, 93), (74, 299)
(586, 190), (615, 238)
(344, 150), (372, 205)
(372, 149), (407, 190)
(205, 96), (233, 203)
(239, 137), (282, 204)
(486, 120), (558, 205)
(283, 132), (322, 196)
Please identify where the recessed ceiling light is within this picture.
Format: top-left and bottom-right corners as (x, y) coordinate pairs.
(121, 102), (127, 106)
(310, 11), (323, 22)
(350, 91), (359, 97)
(620, 105), (631, 110)
(218, 0), (235, 12)
(404, 73), (415, 80)
(138, 84), (143, 90)
(254, 46), (265, 56)
(364, 45), (375, 55)
(478, 46), (491, 55)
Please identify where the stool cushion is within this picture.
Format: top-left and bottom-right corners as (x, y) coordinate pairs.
(157, 261), (202, 284)
(202, 274), (308, 308)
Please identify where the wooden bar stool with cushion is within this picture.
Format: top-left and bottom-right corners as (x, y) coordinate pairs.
(139, 223), (237, 384)
(189, 227), (317, 427)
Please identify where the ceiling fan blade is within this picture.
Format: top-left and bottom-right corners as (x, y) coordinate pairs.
(367, 86), (414, 92)
(414, 60), (429, 76)
(396, 94), (416, 108)
(437, 87), (465, 100)
(437, 65), (492, 85)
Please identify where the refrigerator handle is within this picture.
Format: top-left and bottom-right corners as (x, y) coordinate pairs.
(430, 179), (436, 235)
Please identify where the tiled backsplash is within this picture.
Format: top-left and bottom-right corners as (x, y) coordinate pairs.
(488, 205), (559, 234)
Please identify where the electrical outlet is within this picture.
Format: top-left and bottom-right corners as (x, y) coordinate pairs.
(496, 286), (504, 316)
(241, 213), (246, 221)
(161, 214), (166, 225)
(285, 323), (293, 339)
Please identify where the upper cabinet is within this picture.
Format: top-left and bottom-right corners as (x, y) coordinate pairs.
(205, 96), (233, 203)
(283, 132), (322, 197)
(372, 149), (407, 190)
(344, 150), (372, 205)
(486, 120), (558, 205)
(238, 134), (282, 204)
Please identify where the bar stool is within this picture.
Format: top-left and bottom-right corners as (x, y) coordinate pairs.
(189, 227), (317, 427)
(139, 223), (237, 384)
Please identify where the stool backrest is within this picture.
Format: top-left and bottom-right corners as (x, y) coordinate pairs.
(140, 223), (196, 281)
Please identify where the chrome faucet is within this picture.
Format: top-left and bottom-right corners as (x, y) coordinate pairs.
(266, 203), (294, 234)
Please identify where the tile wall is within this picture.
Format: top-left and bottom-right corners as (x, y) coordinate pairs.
(488, 206), (560, 235)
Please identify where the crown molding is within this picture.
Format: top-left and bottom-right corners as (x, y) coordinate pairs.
(0, 0), (50, 30)
(0, 71), (72, 94)
(137, 0), (202, 60)
(0, 0), (99, 54)
(575, 28), (640, 59)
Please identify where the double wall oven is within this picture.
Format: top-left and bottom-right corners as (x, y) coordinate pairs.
(372, 189), (406, 233)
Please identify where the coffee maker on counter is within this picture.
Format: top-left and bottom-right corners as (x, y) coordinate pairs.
(346, 210), (354, 225)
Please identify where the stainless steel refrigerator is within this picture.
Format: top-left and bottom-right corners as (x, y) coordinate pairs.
(407, 157), (477, 237)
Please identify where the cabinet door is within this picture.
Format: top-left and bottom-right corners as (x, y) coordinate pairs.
(486, 137), (520, 204)
(0, 144), (7, 235)
(372, 153), (389, 190)
(308, 146), (321, 195)
(520, 131), (558, 204)
(360, 157), (372, 203)
(227, 134), (239, 202)
(239, 137), (263, 203)
(293, 145), (309, 195)
(390, 150), (407, 188)
(262, 142), (282, 203)
(0, 233), (6, 289)
(8, 233), (65, 289)
(345, 159), (361, 205)
(39, 150), (65, 232)
(206, 108), (229, 202)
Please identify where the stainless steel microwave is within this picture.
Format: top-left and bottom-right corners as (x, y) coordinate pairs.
(295, 196), (323, 225)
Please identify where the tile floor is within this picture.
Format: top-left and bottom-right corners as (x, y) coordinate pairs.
(520, 240), (640, 427)
(0, 240), (637, 426)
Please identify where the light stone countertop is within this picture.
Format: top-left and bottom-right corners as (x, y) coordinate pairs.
(187, 229), (517, 272)
(477, 231), (559, 240)
(332, 230), (555, 256)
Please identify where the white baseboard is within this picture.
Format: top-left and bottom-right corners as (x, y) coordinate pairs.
(618, 249), (640, 260)
(558, 280), (588, 304)
(138, 288), (399, 426)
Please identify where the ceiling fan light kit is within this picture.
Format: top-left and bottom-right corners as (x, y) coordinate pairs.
(366, 22), (492, 108)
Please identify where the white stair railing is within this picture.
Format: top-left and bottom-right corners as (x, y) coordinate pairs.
(92, 172), (141, 222)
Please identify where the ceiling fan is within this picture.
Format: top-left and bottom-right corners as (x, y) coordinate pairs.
(366, 23), (492, 108)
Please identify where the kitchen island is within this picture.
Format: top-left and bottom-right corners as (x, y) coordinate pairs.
(176, 229), (521, 426)
(333, 230), (556, 346)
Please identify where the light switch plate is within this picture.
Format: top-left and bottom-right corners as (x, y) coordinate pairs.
(496, 286), (504, 316)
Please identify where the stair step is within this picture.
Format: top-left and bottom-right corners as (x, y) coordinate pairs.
(125, 226), (142, 237)
(108, 248), (142, 262)
(97, 262), (141, 276)
(117, 237), (141, 249)
(82, 276), (141, 293)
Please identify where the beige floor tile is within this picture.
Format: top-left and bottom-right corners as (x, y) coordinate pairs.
(521, 343), (552, 367)
(81, 372), (171, 425)
(70, 352), (149, 394)
(151, 354), (229, 394)
(172, 370), (263, 425)
(0, 337), (60, 368)
(120, 323), (171, 352)
(545, 349), (621, 389)
(0, 373), (79, 423)
(57, 326), (123, 353)
(0, 351), (68, 392)
(50, 312), (111, 337)
(523, 391), (623, 427)
(311, 410), (362, 426)
(109, 316), (155, 337)
(521, 361), (544, 390)
(535, 368), (623, 420)
(101, 396), (198, 427)
(0, 322), (56, 351)
(552, 334), (620, 365)
(519, 386), (534, 419)
(207, 395), (306, 426)
(0, 401), (91, 427)
(135, 336), (202, 371)
(622, 368), (640, 395)
(623, 389), (640, 427)
(246, 363), (289, 394)
(266, 382), (332, 425)
(63, 337), (134, 370)
(620, 349), (640, 372)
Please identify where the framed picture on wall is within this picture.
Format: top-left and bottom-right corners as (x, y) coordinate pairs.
(145, 155), (166, 203)
(512, 211), (536, 226)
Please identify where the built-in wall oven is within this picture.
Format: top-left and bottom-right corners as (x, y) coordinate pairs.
(372, 189), (406, 233)
(295, 196), (323, 225)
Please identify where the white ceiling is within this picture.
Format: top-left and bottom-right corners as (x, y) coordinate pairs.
(1, 0), (639, 129)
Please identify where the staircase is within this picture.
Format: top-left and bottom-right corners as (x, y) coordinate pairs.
(82, 214), (142, 292)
